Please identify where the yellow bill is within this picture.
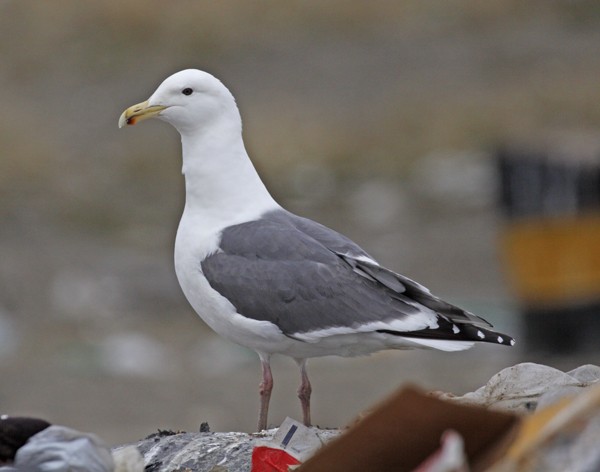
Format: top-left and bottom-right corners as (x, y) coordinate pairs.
(118, 100), (167, 128)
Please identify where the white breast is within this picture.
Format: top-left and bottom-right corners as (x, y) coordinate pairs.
(173, 205), (297, 354)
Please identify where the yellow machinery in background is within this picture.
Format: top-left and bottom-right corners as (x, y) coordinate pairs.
(497, 141), (600, 353)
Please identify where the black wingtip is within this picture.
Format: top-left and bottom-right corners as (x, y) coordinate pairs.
(377, 320), (516, 346)
(465, 325), (516, 346)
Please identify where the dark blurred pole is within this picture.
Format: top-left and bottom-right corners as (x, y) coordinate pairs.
(496, 143), (600, 353)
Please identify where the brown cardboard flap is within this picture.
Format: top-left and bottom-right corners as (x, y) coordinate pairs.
(298, 386), (518, 472)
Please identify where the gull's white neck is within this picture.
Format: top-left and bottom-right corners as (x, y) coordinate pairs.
(178, 116), (278, 229)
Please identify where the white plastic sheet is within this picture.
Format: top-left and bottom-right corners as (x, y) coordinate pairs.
(439, 362), (600, 413)
(8, 426), (114, 472)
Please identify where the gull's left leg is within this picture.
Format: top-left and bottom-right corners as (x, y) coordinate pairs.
(294, 358), (312, 427)
(257, 353), (273, 431)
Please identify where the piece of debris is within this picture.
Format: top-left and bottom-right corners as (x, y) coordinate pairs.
(129, 427), (338, 472)
(3, 363), (598, 471)
(200, 422), (211, 433)
(437, 362), (600, 413)
(0, 419), (143, 472)
(0, 416), (51, 465)
(122, 363), (599, 471)
(251, 417), (324, 471)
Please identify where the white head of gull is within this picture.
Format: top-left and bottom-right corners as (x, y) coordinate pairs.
(119, 69), (514, 431)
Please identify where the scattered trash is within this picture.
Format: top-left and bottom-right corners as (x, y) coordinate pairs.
(128, 426), (339, 472)
(489, 382), (600, 472)
(3, 363), (598, 471)
(251, 418), (324, 472)
(297, 386), (518, 472)
(412, 430), (468, 472)
(0, 416), (51, 465)
(0, 418), (143, 472)
(111, 445), (145, 472)
(200, 422), (211, 433)
(299, 363), (600, 472)
(3, 425), (115, 472)
(437, 362), (600, 413)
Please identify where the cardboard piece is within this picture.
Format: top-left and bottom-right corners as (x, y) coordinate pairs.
(297, 386), (519, 472)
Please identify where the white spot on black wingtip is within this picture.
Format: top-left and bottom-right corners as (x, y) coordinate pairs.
(452, 324), (460, 334)
(477, 330), (485, 339)
(510, 339), (516, 346)
(497, 336), (503, 344)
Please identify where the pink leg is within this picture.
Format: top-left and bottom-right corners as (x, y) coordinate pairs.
(258, 355), (273, 431)
(295, 358), (312, 427)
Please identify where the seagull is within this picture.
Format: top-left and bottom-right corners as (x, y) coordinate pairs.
(119, 69), (515, 431)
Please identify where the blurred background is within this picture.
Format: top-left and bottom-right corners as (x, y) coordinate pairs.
(1, 0), (599, 445)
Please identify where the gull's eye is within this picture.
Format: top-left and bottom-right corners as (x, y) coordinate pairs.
(182, 88), (193, 96)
